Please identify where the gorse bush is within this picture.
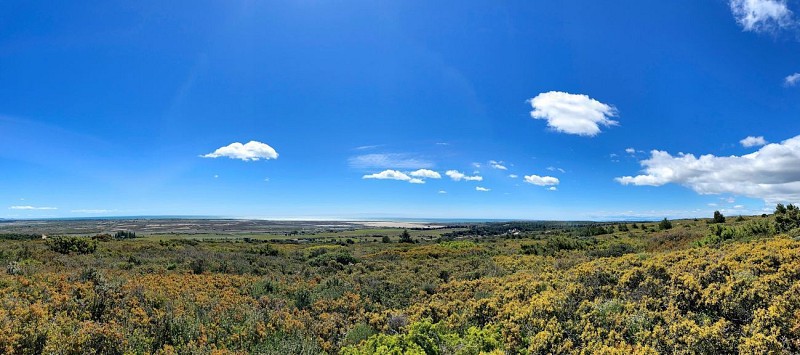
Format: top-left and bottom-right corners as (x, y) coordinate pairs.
(2, 209), (800, 353)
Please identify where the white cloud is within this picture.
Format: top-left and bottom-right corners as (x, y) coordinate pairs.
(201, 141), (278, 161)
(740, 136), (768, 147)
(348, 153), (433, 169)
(616, 135), (800, 203)
(708, 203), (718, 207)
(489, 160), (508, 170)
(528, 91), (618, 136)
(729, 0), (794, 33)
(409, 169), (441, 179)
(625, 147), (636, 154)
(476, 186), (490, 192)
(213, 174), (219, 178)
(508, 174), (519, 178)
(524, 175), (560, 186)
(548, 187), (558, 191)
(546, 166), (566, 173)
(785, 73), (800, 86)
(9, 206), (57, 210)
(472, 162), (482, 168)
(363, 170), (411, 180)
(734, 205), (745, 209)
(438, 190), (447, 194)
(445, 170), (483, 181)
(362, 170), (426, 184)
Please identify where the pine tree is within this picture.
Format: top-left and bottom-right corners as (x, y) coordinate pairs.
(399, 229), (413, 243)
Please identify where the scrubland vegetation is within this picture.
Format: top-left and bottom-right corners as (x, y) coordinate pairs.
(1, 207), (800, 354)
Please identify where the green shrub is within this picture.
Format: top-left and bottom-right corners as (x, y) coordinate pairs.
(45, 236), (97, 254)
(343, 323), (376, 347)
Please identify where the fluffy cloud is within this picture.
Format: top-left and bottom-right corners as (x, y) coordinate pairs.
(202, 141), (278, 161)
(489, 160), (508, 170)
(785, 73), (800, 86)
(730, 0), (794, 33)
(524, 175), (560, 186)
(508, 174), (519, 178)
(348, 153), (433, 169)
(616, 135), (800, 203)
(740, 136), (768, 147)
(476, 186), (490, 192)
(361, 169), (425, 184)
(625, 148), (636, 154)
(528, 91), (618, 136)
(445, 170), (483, 181)
(548, 187), (558, 191)
(9, 206), (57, 210)
(362, 169), (425, 184)
(409, 169), (441, 179)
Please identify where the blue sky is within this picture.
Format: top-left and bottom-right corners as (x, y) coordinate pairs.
(2, 0), (800, 220)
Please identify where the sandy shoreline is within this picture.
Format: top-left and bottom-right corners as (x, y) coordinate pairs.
(352, 221), (446, 229)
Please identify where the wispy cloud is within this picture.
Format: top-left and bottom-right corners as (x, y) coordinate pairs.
(349, 153), (434, 169)
(740, 136), (767, 147)
(489, 160), (508, 170)
(476, 186), (490, 192)
(409, 169), (442, 179)
(785, 73), (800, 86)
(201, 141), (278, 161)
(9, 205), (57, 210)
(508, 174), (519, 179)
(729, 0), (795, 33)
(546, 166), (566, 173)
(528, 91), (618, 136)
(362, 169), (425, 184)
(445, 170), (483, 182)
(524, 175), (560, 186)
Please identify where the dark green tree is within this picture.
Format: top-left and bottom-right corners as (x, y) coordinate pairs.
(712, 211), (726, 224)
(659, 218), (673, 230)
(399, 229), (413, 243)
(775, 203), (800, 232)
